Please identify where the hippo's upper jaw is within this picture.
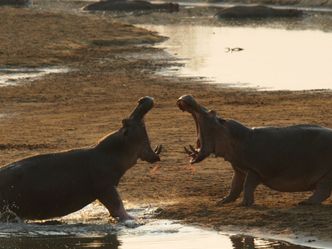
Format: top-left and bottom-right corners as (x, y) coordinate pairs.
(96, 96), (162, 167)
(177, 95), (218, 164)
(129, 96), (155, 121)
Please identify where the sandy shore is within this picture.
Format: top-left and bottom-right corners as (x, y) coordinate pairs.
(1, 4), (332, 244)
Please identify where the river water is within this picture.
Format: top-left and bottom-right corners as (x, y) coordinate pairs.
(141, 24), (332, 91)
(0, 204), (325, 249)
(119, 2), (332, 91)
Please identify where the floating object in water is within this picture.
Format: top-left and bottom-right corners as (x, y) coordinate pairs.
(225, 47), (244, 53)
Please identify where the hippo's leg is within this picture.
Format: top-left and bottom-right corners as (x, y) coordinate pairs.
(217, 170), (245, 206)
(241, 171), (261, 207)
(98, 186), (134, 221)
(298, 172), (332, 205)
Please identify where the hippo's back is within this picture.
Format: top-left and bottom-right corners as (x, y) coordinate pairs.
(244, 124), (332, 191)
(249, 124), (332, 162)
(0, 149), (96, 220)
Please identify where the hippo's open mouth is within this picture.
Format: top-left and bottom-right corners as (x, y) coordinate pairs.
(177, 95), (211, 164)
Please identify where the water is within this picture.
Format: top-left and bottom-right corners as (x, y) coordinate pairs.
(0, 204), (327, 249)
(0, 67), (70, 87)
(141, 24), (332, 91)
(176, 2), (332, 13)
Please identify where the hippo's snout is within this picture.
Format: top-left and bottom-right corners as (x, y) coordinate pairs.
(177, 95), (209, 114)
(177, 95), (198, 112)
(130, 96), (154, 120)
(146, 153), (161, 163)
(140, 144), (162, 163)
(138, 96), (154, 108)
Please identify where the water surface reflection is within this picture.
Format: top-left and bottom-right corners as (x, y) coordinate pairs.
(0, 235), (120, 249)
(0, 232), (315, 249)
(0, 210), (318, 249)
(143, 24), (332, 90)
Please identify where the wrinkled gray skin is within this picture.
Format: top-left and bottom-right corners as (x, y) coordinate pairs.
(177, 95), (332, 206)
(0, 0), (31, 6)
(83, 0), (179, 12)
(216, 5), (303, 19)
(0, 97), (161, 221)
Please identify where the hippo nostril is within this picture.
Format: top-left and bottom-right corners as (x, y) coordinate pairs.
(138, 96), (154, 106)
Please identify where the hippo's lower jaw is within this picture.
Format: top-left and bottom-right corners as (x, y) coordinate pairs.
(143, 154), (160, 163)
(190, 150), (209, 164)
(140, 144), (162, 163)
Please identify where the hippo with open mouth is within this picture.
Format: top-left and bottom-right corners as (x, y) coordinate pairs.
(0, 97), (161, 221)
(177, 95), (332, 206)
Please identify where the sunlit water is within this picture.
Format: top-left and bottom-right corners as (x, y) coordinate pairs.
(141, 24), (332, 91)
(175, 2), (332, 13)
(0, 67), (71, 87)
(0, 203), (327, 249)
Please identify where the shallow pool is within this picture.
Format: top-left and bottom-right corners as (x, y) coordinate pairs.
(141, 24), (332, 91)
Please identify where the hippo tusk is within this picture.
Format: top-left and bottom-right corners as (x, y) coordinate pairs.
(154, 144), (162, 155)
(184, 146), (192, 156)
(184, 145), (207, 164)
(184, 145), (199, 157)
(190, 152), (205, 164)
(189, 144), (197, 153)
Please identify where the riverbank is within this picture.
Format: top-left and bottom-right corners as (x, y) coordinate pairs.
(1, 5), (332, 245)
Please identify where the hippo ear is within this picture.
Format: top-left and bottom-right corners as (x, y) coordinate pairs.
(209, 110), (217, 116)
(217, 117), (226, 125)
(122, 128), (129, 136)
(122, 119), (130, 127)
(121, 119), (130, 137)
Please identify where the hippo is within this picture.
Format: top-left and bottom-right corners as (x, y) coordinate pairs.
(83, 0), (179, 12)
(0, 97), (161, 221)
(177, 95), (332, 206)
(0, 0), (31, 6)
(215, 5), (303, 19)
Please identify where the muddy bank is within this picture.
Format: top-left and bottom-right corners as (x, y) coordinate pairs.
(0, 6), (332, 244)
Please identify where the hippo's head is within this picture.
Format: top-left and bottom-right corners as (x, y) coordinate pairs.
(97, 97), (161, 164)
(120, 96), (161, 163)
(177, 95), (226, 164)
